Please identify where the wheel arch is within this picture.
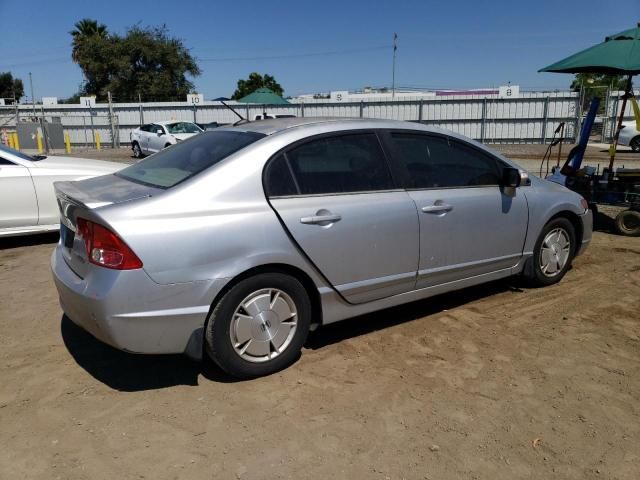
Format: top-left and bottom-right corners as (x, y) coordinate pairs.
(548, 210), (583, 248)
(203, 263), (323, 344)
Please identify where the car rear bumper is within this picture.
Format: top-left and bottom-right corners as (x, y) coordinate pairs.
(576, 209), (593, 257)
(51, 245), (222, 355)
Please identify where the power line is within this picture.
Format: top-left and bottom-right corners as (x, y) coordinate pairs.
(198, 45), (392, 63)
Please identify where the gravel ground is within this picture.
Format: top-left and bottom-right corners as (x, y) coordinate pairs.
(0, 228), (639, 479)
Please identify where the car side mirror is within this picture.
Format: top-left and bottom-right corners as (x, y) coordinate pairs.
(502, 167), (521, 188)
(156, 129), (163, 136)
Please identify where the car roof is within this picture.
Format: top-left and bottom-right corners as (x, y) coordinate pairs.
(153, 120), (195, 126)
(227, 117), (425, 136)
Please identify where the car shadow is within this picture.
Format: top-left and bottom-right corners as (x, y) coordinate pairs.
(0, 232), (59, 250)
(61, 279), (521, 391)
(593, 211), (616, 234)
(60, 315), (239, 391)
(306, 278), (520, 350)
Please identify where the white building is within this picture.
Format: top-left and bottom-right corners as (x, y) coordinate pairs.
(291, 85), (520, 103)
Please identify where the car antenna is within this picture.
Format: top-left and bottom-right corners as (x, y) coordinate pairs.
(214, 97), (250, 126)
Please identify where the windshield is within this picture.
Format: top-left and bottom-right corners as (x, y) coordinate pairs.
(166, 122), (202, 134)
(0, 143), (42, 162)
(117, 130), (265, 188)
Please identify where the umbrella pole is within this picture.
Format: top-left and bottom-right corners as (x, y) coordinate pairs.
(607, 74), (633, 173)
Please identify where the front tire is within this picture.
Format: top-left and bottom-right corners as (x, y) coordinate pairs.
(205, 273), (311, 379)
(630, 136), (640, 153)
(132, 142), (142, 158)
(525, 217), (576, 287)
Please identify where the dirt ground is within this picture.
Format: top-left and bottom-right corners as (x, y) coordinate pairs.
(0, 220), (639, 479)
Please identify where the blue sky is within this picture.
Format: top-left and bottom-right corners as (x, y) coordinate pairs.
(1, 0), (639, 100)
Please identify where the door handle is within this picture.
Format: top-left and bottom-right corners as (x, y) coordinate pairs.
(421, 204), (453, 214)
(300, 214), (342, 225)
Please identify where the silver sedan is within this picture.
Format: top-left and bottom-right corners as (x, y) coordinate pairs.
(51, 118), (592, 378)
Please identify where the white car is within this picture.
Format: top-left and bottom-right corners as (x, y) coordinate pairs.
(130, 121), (203, 158)
(254, 114), (296, 121)
(618, 121), (640, 152)
(0, 144), (123, 237)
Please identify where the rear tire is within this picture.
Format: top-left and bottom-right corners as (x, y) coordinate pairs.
(205, 273), (311, 379)
(525, 217), (576, 287)
(614, 209), (640, 236)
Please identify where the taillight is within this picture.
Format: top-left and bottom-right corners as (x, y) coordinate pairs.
(75, 218), (143, 270)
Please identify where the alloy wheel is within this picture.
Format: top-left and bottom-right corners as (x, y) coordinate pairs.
(539, 227), (571, 277)
(229, 288), (298, 363)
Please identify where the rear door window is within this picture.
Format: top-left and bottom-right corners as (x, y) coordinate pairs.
(281, 133), (394, 195)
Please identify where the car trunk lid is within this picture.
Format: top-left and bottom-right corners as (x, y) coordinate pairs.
(55, 175), (162, 278)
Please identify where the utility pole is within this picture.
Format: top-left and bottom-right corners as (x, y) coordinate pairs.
(29, 72), (36, 117)
(392, 33), (398, 99)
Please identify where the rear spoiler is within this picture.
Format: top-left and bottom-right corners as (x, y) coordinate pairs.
(54, 181), (113, 209)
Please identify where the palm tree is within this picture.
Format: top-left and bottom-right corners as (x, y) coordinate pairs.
(70, 18), (108, 62)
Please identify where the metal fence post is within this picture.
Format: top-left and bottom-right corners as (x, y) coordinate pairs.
(88, 101), (96, 148)
(480, 98), (487, 143)
(573, 95), (581, 143)
(418, 99), (423, 122)
(300, 102), (305, 118)
(82, 116), (88, 148)
(611, 94), (620, 140)
(108, 91), (117, 148)
(39, 115), (50, 154)
(541, 96), (550, 144)
(138, 93), (144, 126)
(192, 101), (197, 124)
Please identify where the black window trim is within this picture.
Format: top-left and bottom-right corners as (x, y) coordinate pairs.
(263, 129), (403, 199)
(381, 129), (505, 191)
(0, 155), (17, 166)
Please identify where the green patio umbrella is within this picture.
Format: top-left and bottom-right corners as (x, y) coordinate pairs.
(539, 24), (640, 171)
(540, 25), (640, 75)
(237, 88), (289, 105)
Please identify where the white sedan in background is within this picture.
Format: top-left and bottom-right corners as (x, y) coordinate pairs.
(618, 121), (640, 152)
(0, 144), (124, 237)
(130, 121), (203, 158)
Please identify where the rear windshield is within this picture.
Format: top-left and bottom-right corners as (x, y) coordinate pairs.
(117, 130), (265, 188)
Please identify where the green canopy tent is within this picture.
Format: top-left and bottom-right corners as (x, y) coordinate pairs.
(237, 88), (289, 120)
(237, 87), (290, 105)
(540, 24), (640, 171)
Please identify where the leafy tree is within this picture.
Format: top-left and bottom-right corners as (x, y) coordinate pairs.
(71, 22), (200, 101)
(231, 73), (283, 99)
(571, 73), (628, 112)
(0, 72), (24, 103)
(70, 18), (108, 62)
